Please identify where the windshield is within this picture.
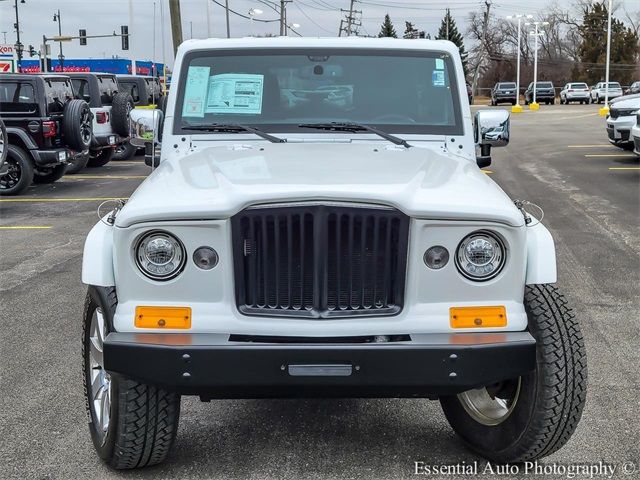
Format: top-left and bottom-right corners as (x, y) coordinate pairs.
(175, 48), (463, 135)
(499, 83), (516, 89)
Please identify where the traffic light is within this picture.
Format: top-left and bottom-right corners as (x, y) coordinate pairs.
(121, 25), (129, 50)
(28, 45), (37, 57)
(79, 29), (87, 46)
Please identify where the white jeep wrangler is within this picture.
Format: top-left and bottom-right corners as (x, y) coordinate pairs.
(81, 38), (587, 469)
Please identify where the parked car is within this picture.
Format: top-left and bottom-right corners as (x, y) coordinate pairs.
(466, 83), (473, 105)
(606, 94), (640, 150)
(524, 81), (555, 105)
(82, 37), (587, 469)
(0, 74), (92, 195)
(66, 73), (134, 172)
(113, 75), (166, 160)
(559, 82), (590, 104)
(631, 110), (640, 156)
(590, 82), (623, 103)
(490, 82), (517, 106)
(624, 81), (640, 96)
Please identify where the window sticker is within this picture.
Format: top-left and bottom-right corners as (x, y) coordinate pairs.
(205, 74), (264, 115)
(182, 66), (211, 117)
(432, 70), (445, 87)
(435, 58), (445, 70)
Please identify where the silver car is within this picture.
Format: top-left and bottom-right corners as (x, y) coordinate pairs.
(590, 82), (623, 104)
(559, 82), (590, 104)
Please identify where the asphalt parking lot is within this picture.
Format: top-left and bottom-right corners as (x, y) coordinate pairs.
(1, 104), (638, 479)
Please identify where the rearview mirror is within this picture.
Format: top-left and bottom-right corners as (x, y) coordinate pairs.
(474, 109), (510, 168)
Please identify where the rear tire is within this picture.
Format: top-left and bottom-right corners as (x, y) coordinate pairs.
(112, 142), (137, 161)
(83, 286), (181, 470)
(440, 284), (587, 463)
(63, 99), (93, 151)
(87, 148), (114, 168)
(0, 145), (34, 195)
(33, 164), (67, 184)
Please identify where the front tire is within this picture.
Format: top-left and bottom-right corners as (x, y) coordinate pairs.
(440, 284), (587, 463)
(83, 286), (181, 469)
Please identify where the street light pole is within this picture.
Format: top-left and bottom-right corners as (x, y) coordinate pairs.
(53, 10), (64, 70)
(248, 8), (263, 37)
(525, 21), (548, 110)
(601, 0), (613, 116)
(507, 14), (533, 113)
(13, 0), (24, 72)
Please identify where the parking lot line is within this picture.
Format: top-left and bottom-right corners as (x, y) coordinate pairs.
(556, 113), (598, 121)
(0, 226), (53, 230)
(567, 144), (611, 148)
(64, 175), (147, 180)
(608, 167), (640, 170)
(0, 197), (128, 203)
(584, 154), (636, 158)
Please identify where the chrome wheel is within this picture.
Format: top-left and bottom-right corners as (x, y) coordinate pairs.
(457, 377), (521, 426)
(88, 307), (111, 444)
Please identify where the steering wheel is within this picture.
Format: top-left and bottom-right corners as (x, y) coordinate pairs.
(371, 114), (417, 124)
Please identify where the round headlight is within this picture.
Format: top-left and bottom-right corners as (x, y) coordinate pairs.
(455, 231), (505, 281)
(135, 231), (185, 280)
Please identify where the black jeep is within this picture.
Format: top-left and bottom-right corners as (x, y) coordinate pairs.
(66, 73), (134, 172)
(113, 75), (165, 160)
(0, 74), (92, 195)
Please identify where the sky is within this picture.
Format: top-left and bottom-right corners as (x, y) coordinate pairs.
(1, 0), (638, 68)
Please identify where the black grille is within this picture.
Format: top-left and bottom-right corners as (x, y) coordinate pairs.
(232, 204), (410, 319)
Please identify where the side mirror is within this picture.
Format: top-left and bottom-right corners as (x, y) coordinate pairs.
(129, 109), (163, 148)
(474, 109), (510, 168)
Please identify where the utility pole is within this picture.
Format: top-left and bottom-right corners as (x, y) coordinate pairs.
(169, 0), (183, 57)
(339, 1), (362, 37)
(128, 0), (136, 75)
(206, 0), (212, 37)
(471, 1), (491, 98)
(225, 0), (230, 38)
(53, 10), (64, 70)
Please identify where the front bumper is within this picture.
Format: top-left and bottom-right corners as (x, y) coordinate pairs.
(607, 117), (634, 145)
(91, 133), (125, 149)
(104, 331), (536, 398)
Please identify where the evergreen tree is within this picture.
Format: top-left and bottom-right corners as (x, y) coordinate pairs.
(577, 1), (639, 85)
(436, 8), (468, 77)
(378, 14), (397, 38)
(403, 21), (426, 39)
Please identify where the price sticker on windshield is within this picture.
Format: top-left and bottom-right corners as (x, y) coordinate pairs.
(432, 70), (445, 87)
(182, 66), (211, 117)
(205, 74), (264, 115)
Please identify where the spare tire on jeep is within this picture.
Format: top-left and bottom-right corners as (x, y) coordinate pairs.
(111, 93), (134, 137)
(63, 99), (92, 151)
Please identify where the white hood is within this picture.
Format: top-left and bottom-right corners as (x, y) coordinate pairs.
(115, 143), (524, 228)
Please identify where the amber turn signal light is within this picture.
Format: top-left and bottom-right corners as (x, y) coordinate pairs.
(135, 306), (192, 329)
(450, 306), (507, 328)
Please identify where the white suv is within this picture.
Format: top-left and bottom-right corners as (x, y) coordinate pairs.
(590, 81), (623, 103)
(81, 38), (587, 469)
(606, 94), (640, 150)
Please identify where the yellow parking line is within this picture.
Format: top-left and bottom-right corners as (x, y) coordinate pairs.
(585, 154), (636, 158)
(0, 197), (128, 203)
(556, 113), (598, 120)
(568, 144), (611, 148)
(0, 226), (53, 230)
(609, 167), (640, 170)
(65, 175), (147, 180)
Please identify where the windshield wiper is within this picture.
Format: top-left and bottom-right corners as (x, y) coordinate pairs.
(298, 122), (412, 148)
(184, 123), (286, 143)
